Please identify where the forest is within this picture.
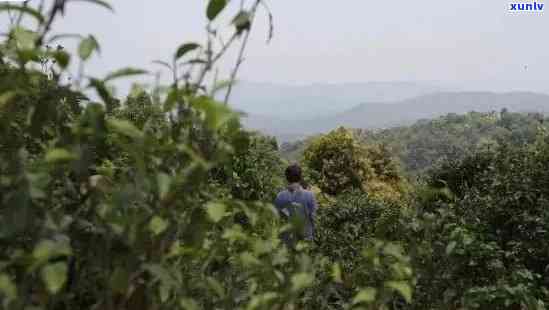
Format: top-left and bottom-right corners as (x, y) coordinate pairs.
(1, 1), (548, 309)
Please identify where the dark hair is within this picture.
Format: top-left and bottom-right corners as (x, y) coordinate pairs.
(285, 164), (302, 183)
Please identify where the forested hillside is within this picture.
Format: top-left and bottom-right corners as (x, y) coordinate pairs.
(245, 92), (549, 141)
(282, 110), (548, 175)
(1, 1), (549, 310)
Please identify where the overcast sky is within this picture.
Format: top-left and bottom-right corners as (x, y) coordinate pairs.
(5, 0), (549, 93)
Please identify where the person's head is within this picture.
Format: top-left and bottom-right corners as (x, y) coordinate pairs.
(285, 164), (302, 184)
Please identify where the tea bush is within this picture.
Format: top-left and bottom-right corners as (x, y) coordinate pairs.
(0, 1), (413, 309)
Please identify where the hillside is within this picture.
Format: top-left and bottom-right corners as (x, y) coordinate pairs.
(228, 81), (448, 120)
(244, 91), (549, 141)
(281, 110), (549, 174)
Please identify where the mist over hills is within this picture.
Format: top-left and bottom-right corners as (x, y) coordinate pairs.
(228, 81), (449, 120)
(238, 90), (549, 142)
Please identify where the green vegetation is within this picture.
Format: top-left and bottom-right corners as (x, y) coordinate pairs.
(1, 1), (548, 309)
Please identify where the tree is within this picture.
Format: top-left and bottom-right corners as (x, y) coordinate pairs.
(303, 127), (408, 202)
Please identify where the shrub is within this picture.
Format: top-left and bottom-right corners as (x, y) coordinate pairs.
(407, 137), (549, 309)
(303, 127), (408, 202)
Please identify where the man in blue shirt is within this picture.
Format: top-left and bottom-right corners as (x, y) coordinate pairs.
(274, 164), (318, 241)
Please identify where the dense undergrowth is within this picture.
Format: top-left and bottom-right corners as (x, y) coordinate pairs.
(1, 1), (548, 309)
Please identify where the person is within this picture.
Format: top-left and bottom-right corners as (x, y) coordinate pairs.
(274, 164), (317, 243)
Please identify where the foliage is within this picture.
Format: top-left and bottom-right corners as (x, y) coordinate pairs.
(0, 1), (316, 309)
(0, 1), (413, 309)
(302, 127), (408, 202)
(405, 136), (549, 309)
(3, 1), (549, 309)
(217, 131), (284, 201)
(303, 190), (412, 309)
(361, 110), (548, 175)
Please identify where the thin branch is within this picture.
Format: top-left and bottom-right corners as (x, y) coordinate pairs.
(37, 0), (66, 46)
(15, 0), (29, 26)
(223, 29), (251, 105)
(223, 0), (263, 105)
(193, 0), (265, 93)
(193, 26), (214, 89)
(260, 1), (274, 43)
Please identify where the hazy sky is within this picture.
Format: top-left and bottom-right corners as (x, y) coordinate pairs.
(5, 1), (549, 92)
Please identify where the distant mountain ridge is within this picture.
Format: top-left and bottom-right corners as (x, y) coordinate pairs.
(241, 91), (549, 141)
(227, 81), (449, 120)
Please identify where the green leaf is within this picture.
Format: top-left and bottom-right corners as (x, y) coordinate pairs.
(149, 216), (169, 236)
(291, 272), (314, 292)
(206, 0), (227, 21)
(232, 11), (251, 34)
(157, 173), (171, 200)
(185, 59), (207, 65)
(0, 4), (45, 24)
(159, 284), (170, 303)
(143, 264), (175, 286)
(383, 243), (405, 260)
(175, 43), (200, 60)
(107, 119), (144, 140)
(446, 241), (457, 255)
(179, 297), (200, 310)
(88, 78), (113, 105)
(0, 274), (17, 300)
(192, 96), (237, 130)
(205, 277), (225, 298)
(33, 239), (72, 262)
(41, 262), (67, 294)
(331, 262), (343, 283)
(206, 202), (227, 223)
(352, 287), (377, 305)
(110, 267), (130, 294)
(52, 51), (70, 69)
(246, 292), (278, 310)
(385, 281), (412, 303)
(45, 148), (77, 164)
(78, 35), (100, 60)
(239, 252), (261, 266)
(12, 27), (38, 50)
(0, 91), (16, 110)
(104, 67), (148, 82)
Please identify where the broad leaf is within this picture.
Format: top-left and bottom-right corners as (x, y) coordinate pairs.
(33, 239), (72, 262)
(41, 262), (68, 294)
(107, 119), (144, 140)
(206, 0), (227, 21)
(0, 274), (17, 300)
(45, 148), (76, 164)
(78, 35), (100, 61)
(149, 216), (169, 236)
(12, 27), (37, 50)
(331, 262), (342, 283)
(175, 43), (200, 60)
(180, 298), (200, 310)
(206, 202), (227, 223)
(52, 50), (71, 69)
(385, 281), (413, 303)
(352, 287), (377, 304)
(232, 11), (251, 34)
(104, 67), (148, 82)
(291, 273), (314, 292)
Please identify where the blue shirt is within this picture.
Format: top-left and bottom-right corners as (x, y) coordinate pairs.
(274, 184), (318, 238)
